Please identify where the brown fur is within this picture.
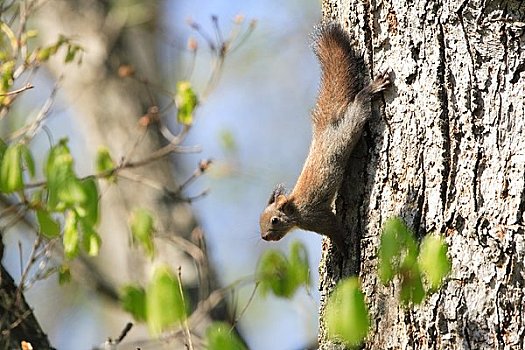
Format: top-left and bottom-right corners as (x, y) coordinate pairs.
(312, 23), (363, 131)
(260, 23), (392, 250)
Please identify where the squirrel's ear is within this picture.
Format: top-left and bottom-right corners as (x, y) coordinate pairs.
(268, 184), (286, 205)
(276, 195), (295, 214)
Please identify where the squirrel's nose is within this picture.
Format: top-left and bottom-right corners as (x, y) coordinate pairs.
(261, 231), (279, 241)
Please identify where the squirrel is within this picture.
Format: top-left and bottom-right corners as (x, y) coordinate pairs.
(259, 22), (392, 250)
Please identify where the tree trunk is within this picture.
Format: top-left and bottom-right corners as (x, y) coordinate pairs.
(0, 265), (54, 349)
(319, 0), (525, 349)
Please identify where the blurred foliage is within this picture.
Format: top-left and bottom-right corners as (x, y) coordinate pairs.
(218, 129), (237, 154)
(0, 21), (82, 107)
(0, 143), (32, 192)
(146, 265), (187, 335)
(0, 2), (460, 349)
(257, 240), (310, 298)
(176, 80), (198, 125)
(120, 265), (187, 335)
(36, 34), (83, 64)
(130, 208), (155, 258)
(0, 137), (101, 260)
(326, 277), (369, 347)
(419, 235), (452, 291)
(96, 147), (117, 181)
(121, 285), (147, 322)
(378, 217), (451, 305)
(0, 6), (262, 345)
(206, 322), (247, 350)
(58, 264), (72, 285)
(0, 3), (458, 348)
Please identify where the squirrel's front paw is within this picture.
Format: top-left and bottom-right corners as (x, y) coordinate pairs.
(371, 69), (393, 93)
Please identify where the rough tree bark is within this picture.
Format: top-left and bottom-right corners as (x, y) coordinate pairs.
(319, 0), (525, 349)
(0, 264), (54, 349)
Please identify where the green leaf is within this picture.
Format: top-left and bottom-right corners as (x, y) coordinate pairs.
(1, 60), (15, 91)
(419, 235), (451, 290)
(257, 250), (294, 298)
(65, 45), (79, 63)
(37, 47), (52, 61)
(206, 322), (247, 350)
(44, 139), (75, 210)
(121, 285), (147, 322)
(36, 35), (82, 63)
(378, 217), (450, 306)
(146, 265), (186, 335)
(176, 81), (198, 125)
(63, 211), (79, 259)
(96, 147), (116, 179)
(378, 231), (398, 283)
(257, 243), (310, 299)
(36, 209), (60, 238)
(326, 277), (369, 347)
(399, 264), (426, 305)
(0, 139), (7, 160)
(378, 217), (418, 284)
(218, 129), (237, 153)
(75, 178), (99, 226)
(60, 176), (87, 205)
(130, 208), (155, 258)
(58, 264), (71, 284)
(0, 23), (17, 53)
(0, 143), (23, 193)
(20, 144), (35, 178)
(288, 240), (310, 288)
(44, 140), (99, 221)
(24, 29), (38, 40)
(81, 223), (101, 256)
(37, 39), (62, 62)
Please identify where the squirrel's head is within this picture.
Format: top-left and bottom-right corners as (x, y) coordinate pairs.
(259, 184), (296, 242)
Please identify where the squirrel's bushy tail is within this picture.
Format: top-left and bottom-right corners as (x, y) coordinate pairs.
(312, 23), (363, 129)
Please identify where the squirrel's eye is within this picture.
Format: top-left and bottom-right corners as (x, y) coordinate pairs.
(270, 217), (279, 225)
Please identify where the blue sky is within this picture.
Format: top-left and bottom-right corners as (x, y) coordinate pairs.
(3, 1), (327, 349)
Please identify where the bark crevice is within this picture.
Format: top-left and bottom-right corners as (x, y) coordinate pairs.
(319, 1), (525, 349)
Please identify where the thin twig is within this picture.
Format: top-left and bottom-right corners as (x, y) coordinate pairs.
(159, 122), (188, 145)
(117, 322), (133, 343)
(7, 78), (61, 141)
(184, 39), (198, 80)
(129, 275), (254, 347)
(121, 124), (149, 168)
(18, 241), (23, 277)
(177, 159), (212, 192)
(121, 142), (201, 169)
(211, 15), (224, 46)
(187, 18), (216, 52)
(159, 229), (209, 304)
(201, 54), (225, 100)
(182, 189), (210, 203)
(160, 234), (205, 265)
(24, 147), (205, 191)
(229, 20), (257, 54)
(17, 234), (43, 294)
(231, 282), (259, 331)
(1, 309), (32, 335)
(177, 267), (194, 350)
(0, 83), (33, 96)
(2, 205), (27, 232)
(186, 276), (254, 331)
(0, 201), (26, 220)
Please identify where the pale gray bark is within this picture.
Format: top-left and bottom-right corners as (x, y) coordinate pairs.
(319, 0), (525, 349)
